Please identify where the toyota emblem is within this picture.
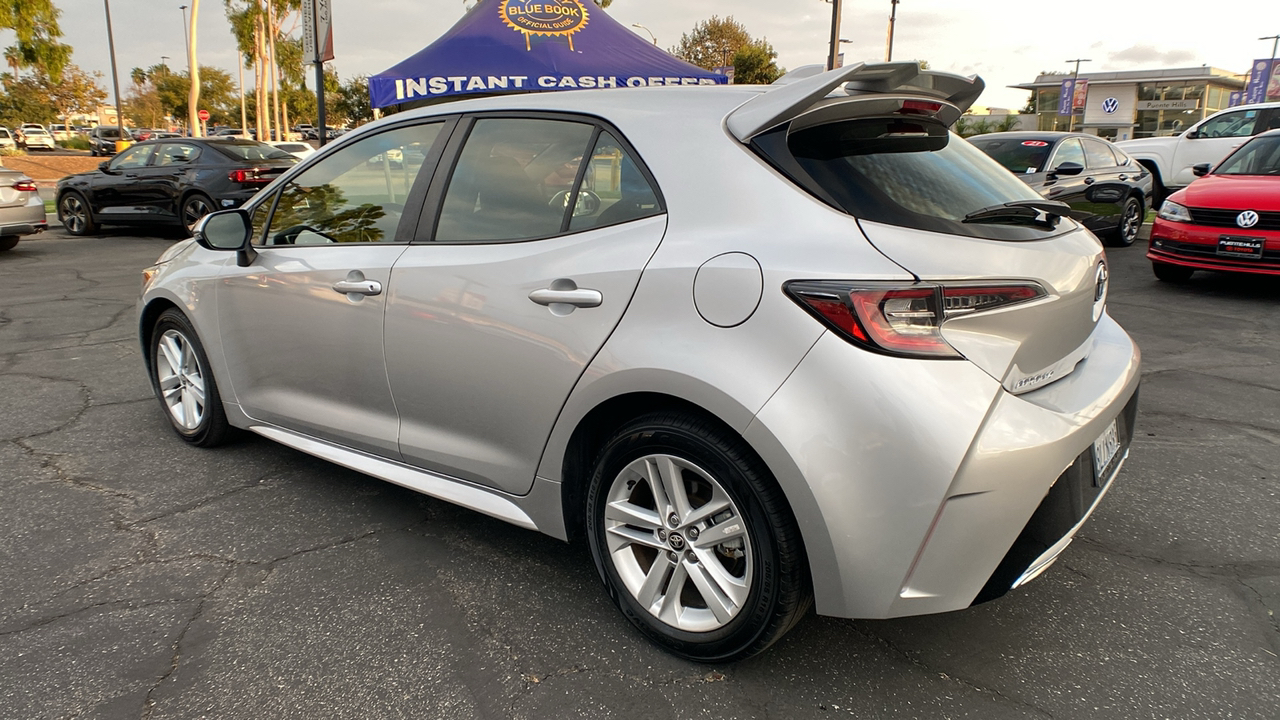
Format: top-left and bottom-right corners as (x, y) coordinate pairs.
(1236, 210), (1259, 228)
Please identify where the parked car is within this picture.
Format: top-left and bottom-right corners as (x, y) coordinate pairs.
(1117, 101), (1280, 204)
(89, 126), (133, 156)
(136, 62), (1140, 661)
(266, 141), (316, 160)
(0, 168), (47, 250)
(57, 138), (297, 235)
(969, 131), (1153, 246)
(1148, 128), (1280, 281)
(17, 125), (55, 151)
(0, 127), (15, 150)
(49, 123), (73, 142)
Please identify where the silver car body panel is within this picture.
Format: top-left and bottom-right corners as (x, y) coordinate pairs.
(385, 215), (668, 494)
(140, 72), (1143, 622)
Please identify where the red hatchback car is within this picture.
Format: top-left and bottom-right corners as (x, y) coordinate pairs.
(1148, 129), (1280, 281)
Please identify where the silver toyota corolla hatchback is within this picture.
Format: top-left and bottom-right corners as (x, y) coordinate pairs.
(139, 62), (1140, 661)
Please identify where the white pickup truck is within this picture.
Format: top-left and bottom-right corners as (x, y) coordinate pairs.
(1116, 102), (1280, 203)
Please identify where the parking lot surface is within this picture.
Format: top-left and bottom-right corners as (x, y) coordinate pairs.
(1, 225), (1277, 719)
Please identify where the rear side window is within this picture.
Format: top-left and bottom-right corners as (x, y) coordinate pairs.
(1082, 138), (1117, 169)
(212, 141), (295, 162)
(760, 117), (1050, 240)
(569, 131), (662, 232)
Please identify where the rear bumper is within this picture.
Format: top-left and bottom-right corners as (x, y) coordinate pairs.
(746, 312), (1141, 619)
(1148, 219), (1280, 275)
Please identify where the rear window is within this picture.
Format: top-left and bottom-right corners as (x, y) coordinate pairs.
(211, 140), (296, 162)
(757, 117), (1054, 241)
(969, 136), (1054, 174)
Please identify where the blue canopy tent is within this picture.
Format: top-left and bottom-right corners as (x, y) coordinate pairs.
(369, 0), (726, 108)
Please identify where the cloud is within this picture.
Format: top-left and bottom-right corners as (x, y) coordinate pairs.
(1108, 44), (1198, 66)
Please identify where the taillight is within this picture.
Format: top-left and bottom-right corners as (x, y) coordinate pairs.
(785, 281), (1047, 359)
(229, 167), (271, 184)
(899, 99), (944, 116)
(13, 180), (37, 192)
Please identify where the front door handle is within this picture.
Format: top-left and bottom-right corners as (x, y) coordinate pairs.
(529, 280), (602, 309)
(1083, 176), (1095, 184)
(332, 270), (382, 297)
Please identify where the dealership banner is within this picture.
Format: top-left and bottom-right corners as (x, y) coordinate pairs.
(1244, 59), (1280, 104)
(1057, 77), (1088, 115)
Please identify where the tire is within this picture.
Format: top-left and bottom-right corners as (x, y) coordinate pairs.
(0, 236), (19, 251)
(58, 191), (96, 236)
(180, 193), (214, 231)
(1153, 262), (1194, 283)
(585, 412), (811, 662)
(148, 308), (231, 447)
(1105, 196), (1143, 247)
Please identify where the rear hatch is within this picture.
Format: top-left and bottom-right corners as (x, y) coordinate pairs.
(737, 63), (1106, 393)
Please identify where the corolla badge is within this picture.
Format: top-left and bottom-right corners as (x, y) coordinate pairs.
(1236, 210), (1259, 228)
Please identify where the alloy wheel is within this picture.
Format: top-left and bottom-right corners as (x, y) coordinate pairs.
(155, 329), (207, 431)
(1121, 201), (1142, 244)
(603, 453), (753, 632)
(61, 195), (87, 234)
(183, 196), (213, 230)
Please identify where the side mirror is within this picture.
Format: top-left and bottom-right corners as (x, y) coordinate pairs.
(1192, 163), (1212, 177)
(1185, 130), (1199, 139)
(99, 161), (113, 173)
(192, 209), (257, 266)
(1053, 161), (1084, 176)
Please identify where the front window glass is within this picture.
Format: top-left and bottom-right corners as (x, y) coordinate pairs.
(436, 118), (594, 242)
(1215, 136), (1280, 175)
(568, 131), (662, 231)
(261, 122), (443, 245)
(777, 117), (1049, 239)
(112, 144), (155, 170)
(969, 136), (1053, 174)
(1197, 110), (1259, 139)
(155, 143), (201, 166)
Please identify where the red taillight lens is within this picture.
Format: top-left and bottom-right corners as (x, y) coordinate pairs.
(899, 99), (944, 115)
(13, 180), (37, 192)
(785, 281), (1047, 359)
(229, 167), (271, 184)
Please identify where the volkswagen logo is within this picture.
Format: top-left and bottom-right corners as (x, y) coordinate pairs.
(1102, 97), (1119, 114)
(1237, 210), (1260, 228)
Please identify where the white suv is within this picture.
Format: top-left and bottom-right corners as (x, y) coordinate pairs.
(1117, 102), (1280, 200)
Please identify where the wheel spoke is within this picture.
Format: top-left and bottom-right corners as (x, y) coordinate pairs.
(690, 549), (750, 609)
(605, 500), (661, 531)
(181, 389), (199, 429)
(159, 335), (183, 376)
(683, 489), (733, 529)
(635, 553), (675, 611)
(691, 514), (746, 550)
(185, 376), (206, 405)
(656, 456), (693, 522)
(656, 560), (688, 626)
(685, 557), (738, 625)
(605, 524), (667, 553)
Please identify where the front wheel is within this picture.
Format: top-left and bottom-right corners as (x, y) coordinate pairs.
(586, 412), (811, 662)
(1105, 197), (1143, 247)
(1153, 262), (1194, 283)
(149, 309), (231, 447)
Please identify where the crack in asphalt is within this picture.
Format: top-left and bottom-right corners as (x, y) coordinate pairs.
(1140, 367), (1280, 395)
(140, 569), (234, 720)
(0, 598), (192, 638)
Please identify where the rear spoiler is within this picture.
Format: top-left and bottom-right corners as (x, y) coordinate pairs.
(725, 61), (985, 142)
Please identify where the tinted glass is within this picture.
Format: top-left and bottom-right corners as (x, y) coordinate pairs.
(1082, 138), (1117, 169)
(155, 143), (201, 166)
(969, 136), (1053, 174)
(211, 140), (296, 162)
(436, 118), (594, 242)
(250, 196), (273, 245)
(112, 144), (155, 170)
(261, 122), (443, 245)
(784, 117), (1044, 234)
(1051, 138), (1085, 169)
(569, 131), (662, 231)
(1215, 135), (1280, 175)
(1197, 110), (1259, 139)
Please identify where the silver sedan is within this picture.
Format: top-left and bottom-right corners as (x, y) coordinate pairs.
(138, 62), (1140, 661)
(0, 169), (47, 251)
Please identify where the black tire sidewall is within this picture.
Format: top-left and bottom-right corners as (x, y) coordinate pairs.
(585, 417), (787, 662)
(60, 192), (94, 236)
(149, 309), (226, 445)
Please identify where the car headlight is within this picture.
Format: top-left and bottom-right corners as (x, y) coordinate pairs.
(1158, 200), (1191, 223)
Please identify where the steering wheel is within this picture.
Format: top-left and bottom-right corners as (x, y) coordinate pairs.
(547, 190), (601, 217)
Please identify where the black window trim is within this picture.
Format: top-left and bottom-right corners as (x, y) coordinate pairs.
(414, 109), (666, 246)
(246, 115), (460, 248)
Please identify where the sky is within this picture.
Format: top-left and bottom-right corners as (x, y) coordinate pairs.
(13, 0), (1280, 112)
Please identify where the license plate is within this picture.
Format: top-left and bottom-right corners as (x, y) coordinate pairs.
(1092, 419), (1121, 481)
(1217, 235), (1264, 259)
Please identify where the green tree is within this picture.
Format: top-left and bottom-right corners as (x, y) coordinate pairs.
(0, 0), (71, 82)
(0, 63), (104, 127)
(154, 66), (239, 125)
(671, 16), (752, 70)
(732, 40), (783, 85)
(330, 74), (372, 127)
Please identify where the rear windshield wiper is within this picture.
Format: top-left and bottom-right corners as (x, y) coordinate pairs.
(963, 200), (1070, 227)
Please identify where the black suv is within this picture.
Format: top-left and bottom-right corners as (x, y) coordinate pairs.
(88, 126), (133, 156)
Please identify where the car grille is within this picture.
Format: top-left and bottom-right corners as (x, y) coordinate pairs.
(1187, 207), (1280, 231)
(1156, 239), (1280, 263)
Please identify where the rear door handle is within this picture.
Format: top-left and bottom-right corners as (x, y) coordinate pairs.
(529, 281), (602, 308)
(332, 270), (382, 296)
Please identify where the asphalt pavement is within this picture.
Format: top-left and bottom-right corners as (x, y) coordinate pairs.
(1, 224), (1277, 719)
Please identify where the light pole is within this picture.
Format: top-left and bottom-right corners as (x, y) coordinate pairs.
(103, 0), (126, 146)
(179, 5), (190, 63)
(1064, 58), (1090, 132)
(885, 0), (899, 62)
(825, 0), (842, 71)
(632, 24), (656, 46)
(160, 55), (169, 74)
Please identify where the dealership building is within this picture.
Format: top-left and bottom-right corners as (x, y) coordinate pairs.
(1011, 66), (1246, 141)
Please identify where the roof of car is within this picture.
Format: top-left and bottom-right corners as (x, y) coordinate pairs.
(968, 131), (1095, 141)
